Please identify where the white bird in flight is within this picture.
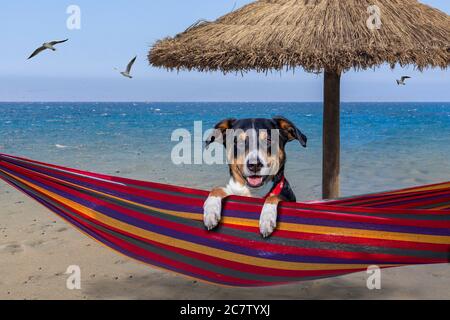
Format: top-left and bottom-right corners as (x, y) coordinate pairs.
(397, 76), (411, 85)
(116, 56), (137, 79)
(28, 39), (69, 60)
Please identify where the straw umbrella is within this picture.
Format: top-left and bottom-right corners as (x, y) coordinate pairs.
(148, 0), (450, 199)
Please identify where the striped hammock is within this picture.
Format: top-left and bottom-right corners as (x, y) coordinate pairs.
(0, 153), (449, 287)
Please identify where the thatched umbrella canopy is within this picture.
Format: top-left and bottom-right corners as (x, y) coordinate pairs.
(149, 0), (450, 199)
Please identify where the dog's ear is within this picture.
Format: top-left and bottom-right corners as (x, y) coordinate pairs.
(205, 118), (237, 148)
(273, 116), (307, 148)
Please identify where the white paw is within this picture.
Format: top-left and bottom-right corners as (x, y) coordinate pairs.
(259, 203), (278, 238)
(203, 196), (222, 230)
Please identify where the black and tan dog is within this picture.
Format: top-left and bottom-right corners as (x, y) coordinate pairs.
(204, 117), (307, 237)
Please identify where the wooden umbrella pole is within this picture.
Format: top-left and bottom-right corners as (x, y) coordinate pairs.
(323, 70), (341, 199)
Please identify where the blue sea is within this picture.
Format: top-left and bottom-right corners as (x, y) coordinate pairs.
(1, 102), (449, 200)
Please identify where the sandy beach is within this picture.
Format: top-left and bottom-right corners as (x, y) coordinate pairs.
(1, 181), (450, 300)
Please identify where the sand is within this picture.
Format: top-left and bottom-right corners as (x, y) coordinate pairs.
(1, 183), (449, 300)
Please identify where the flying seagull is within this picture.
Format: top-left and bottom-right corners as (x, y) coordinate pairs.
(28, 39), (69, 60)
(397, 76), (411, 85)
(116, 56), (137, 79)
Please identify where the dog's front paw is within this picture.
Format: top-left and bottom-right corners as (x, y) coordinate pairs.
(259, 203), (278, 238)
(203, 196), (222, 230)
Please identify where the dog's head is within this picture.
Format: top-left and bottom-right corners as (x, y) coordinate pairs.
(206, 117), (307, 189)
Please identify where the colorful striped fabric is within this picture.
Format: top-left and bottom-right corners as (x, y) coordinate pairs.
(0, 153), (449, 287)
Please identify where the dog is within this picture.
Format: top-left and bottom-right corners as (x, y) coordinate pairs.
(203, 117), (307, 237)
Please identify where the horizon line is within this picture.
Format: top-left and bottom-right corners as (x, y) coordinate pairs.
(1, 100), (449, 104)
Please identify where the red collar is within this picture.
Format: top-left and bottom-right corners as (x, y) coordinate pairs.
(265, 176), (285, 199)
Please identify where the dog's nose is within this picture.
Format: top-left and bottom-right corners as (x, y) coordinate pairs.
(247, 159), (263, 173)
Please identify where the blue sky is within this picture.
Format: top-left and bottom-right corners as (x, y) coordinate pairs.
(0, 0), (448, 102)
